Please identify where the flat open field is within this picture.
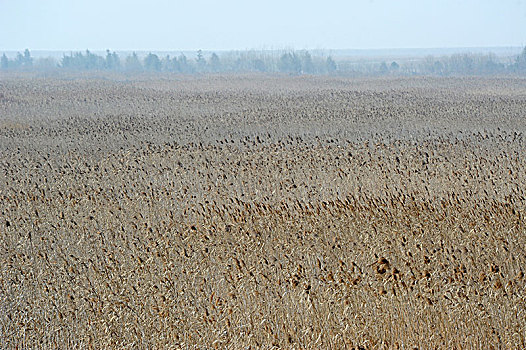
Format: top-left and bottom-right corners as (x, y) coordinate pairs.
(1, 74), (526, 349)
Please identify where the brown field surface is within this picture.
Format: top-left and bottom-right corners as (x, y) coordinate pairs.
(1, 74), (526, 349)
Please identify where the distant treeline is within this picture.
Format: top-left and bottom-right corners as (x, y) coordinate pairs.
(2, 47), (526, 76)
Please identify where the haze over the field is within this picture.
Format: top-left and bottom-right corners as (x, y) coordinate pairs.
(1, 0), (525, 51)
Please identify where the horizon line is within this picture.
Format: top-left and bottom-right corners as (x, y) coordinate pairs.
(1, 45), (524, 52)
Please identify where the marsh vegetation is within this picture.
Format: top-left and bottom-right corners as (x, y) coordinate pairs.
(1, 75), (525, 348)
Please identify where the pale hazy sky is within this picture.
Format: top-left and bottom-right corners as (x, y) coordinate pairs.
(1, 0), (525, 51)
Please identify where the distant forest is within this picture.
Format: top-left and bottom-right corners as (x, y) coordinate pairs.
(2, 47), (526, 76)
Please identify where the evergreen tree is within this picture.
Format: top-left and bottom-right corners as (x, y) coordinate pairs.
(144, 53), (161, 71)
(326, 56), (337, 73)
(161, 55), (172, 71)
(23, 49), (33, 67)
(278, 52), (301, 73)
(178, 53), (192, 73)
(1, 54), (8, 69)
(209, 53), (221, 72)
(15, 52), (24, 68)
(83, 50), (104, 70)
(379, 61), (389, 74)
(105, 50), (120, 70)
(278, 53), (291, 72)
(196, 50), (206, 71)
(300, 50), (314, 73)
(125, 52), (143, 71)
(61, 51), (104, 70)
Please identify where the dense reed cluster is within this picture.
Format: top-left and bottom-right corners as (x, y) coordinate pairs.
(1, 74), (525, 349)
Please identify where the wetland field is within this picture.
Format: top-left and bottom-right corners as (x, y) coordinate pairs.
(1, 74), (526, 349)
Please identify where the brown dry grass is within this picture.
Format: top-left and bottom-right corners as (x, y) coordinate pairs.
(1, 74), (526, 349)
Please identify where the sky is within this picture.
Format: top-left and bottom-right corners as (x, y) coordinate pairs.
(0, 0), (525, 51)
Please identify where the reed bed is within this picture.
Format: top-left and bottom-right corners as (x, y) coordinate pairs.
(1, 74), (525, 349)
